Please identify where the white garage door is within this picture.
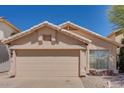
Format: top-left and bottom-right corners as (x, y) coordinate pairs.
(16, 50), (79, 77)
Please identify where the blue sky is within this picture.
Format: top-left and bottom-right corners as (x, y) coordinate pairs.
(0, 5), (112, 36)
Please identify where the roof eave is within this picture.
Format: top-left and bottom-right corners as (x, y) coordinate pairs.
(0, 17), (21, 33)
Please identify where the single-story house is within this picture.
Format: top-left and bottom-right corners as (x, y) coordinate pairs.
(1, 21), (122, 78)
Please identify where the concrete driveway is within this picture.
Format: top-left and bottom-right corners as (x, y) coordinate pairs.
(0, 77), (83, 88)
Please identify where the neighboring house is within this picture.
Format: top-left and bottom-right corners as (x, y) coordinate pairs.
(107, 29), (124, 54)
(107, 29), (124, 44)
(1, 21), (121, 78)
(0, 17), (20, 39)
(0, 17), (20, 72)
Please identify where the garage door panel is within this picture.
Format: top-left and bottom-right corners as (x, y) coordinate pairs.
(16, 61), (78, 64)
(17, 62), (78, 67)
(17, 66), (77, 70)
(17, 57), (78, 61)
(16, 50), (79, 77)
(17, 69), (78, 72)
(17, 50), (79, 56)
(17, 72), (78, 77)
(17, 63), (78, 72)
(17, 64), (77, 70)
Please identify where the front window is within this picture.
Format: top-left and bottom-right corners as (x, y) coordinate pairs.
(90, 50), (109, 70)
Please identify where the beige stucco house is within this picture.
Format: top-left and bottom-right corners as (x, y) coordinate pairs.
(0, 17), (20, 72)
(1, 21), (121, 78)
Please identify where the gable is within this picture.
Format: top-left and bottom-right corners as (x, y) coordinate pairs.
(59, 21), (122, 47)
(9, 26), (87, 49)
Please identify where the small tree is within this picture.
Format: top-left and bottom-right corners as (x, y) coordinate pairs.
(119, 39), (124, 73)
(108, 6), (124, 29)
